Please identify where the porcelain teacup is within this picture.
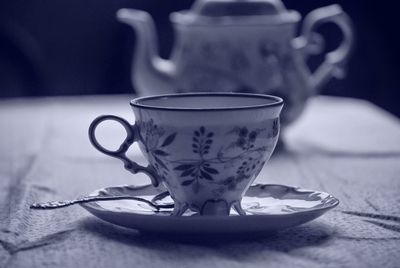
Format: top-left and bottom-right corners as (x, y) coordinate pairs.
(88, 93), (283, 216)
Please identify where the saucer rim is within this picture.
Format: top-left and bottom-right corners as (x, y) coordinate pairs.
(80, 183), (340, 219)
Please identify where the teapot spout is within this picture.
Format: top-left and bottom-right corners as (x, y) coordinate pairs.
(117, 9), (175, 95)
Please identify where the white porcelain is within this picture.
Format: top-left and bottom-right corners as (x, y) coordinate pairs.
(116, 0), (354, 127)
(81, 184), (339, 234)
(89, 93), (283, 216)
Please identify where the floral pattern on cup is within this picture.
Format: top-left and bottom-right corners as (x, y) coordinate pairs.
(138, 119), (177, 177)
(137, 119), (279, 196)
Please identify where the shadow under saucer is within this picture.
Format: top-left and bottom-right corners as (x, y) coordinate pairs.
(80, 216), (334, 260)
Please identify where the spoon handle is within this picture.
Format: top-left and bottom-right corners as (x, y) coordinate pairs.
(30, 195), (171, 210)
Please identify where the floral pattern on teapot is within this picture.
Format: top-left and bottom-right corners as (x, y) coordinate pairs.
(176, 39), (284, 94)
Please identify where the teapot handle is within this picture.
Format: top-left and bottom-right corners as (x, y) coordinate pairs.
(293, 4), (354, 94)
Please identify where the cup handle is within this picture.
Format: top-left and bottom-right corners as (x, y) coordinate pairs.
(88, 115), (160, 187)
(293, 4), (354, 93)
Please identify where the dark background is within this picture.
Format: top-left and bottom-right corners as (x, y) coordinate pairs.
(0, 0), (399, 117)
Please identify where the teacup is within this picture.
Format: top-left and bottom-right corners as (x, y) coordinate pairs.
(88, 93), (283, 216)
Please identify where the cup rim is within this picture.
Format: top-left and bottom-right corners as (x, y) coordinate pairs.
(130, 92), (283, 111)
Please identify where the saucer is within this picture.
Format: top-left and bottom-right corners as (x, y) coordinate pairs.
(81, 184), (339, 234)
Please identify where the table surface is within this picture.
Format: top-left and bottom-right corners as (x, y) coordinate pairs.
(1, 95), (400, 268)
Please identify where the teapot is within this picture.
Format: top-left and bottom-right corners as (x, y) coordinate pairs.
(116, 0), (353, 126)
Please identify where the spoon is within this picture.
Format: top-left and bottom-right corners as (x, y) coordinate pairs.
(30, 192), (174, 210)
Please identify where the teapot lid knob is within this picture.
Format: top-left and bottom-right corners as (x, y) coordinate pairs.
(192, 0), (286, 16)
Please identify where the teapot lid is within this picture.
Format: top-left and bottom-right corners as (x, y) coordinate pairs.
(171, 0), (300, 25)
(193, 0), (284, 16)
